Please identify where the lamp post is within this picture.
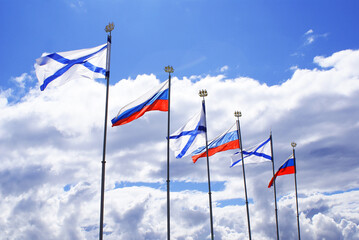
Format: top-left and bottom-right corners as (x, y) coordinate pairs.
(291, 142), (301, 240)
(164, 65), (173, 240)
(199, 89), (214, 240)
(234, 111), (252, 240)
(270, 132), (280, 240)
(99, 22), (114, 240)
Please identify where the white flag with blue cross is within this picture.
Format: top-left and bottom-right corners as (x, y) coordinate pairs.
(231, 137), (272, 167)
(169, 103), (206, 159)
(35, 43), (107, 91)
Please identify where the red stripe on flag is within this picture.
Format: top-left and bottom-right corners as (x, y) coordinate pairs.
(112, 99), (168, 126)
(192, 140), (239, 163)
(268, 165), (295, 188)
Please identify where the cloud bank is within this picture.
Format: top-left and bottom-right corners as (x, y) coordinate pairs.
(1, 49), (359, 239)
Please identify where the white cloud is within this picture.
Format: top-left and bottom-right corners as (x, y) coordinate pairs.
(0, 89), (11, 107)
(290, 65), (298, 71)
(303, 29), (329, 45)
(291, 52), (305, 57)
(314, 49), (359, 75)
(306, 36), (315, 45)
(1, 48), (359, 239)
(69, 0), (84, 8)
(220, 65), (229, 72)
(11, 72), (32, 88)
(305, 29), (314, 35)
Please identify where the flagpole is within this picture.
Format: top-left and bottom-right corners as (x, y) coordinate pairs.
(234, 111), (251, 240)
(270, 132), (280, 240)
(165, 66), (173, 240)
(291, 142), (301, 240)
(99, 22), (114, 240)
(199, 89), (214, 240)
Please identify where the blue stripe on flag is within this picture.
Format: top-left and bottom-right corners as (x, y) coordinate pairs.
(230, 137), (271, 168)
(169, 126), (206, 139)
(111, 89), (168, 124)
(192, 130), (238, 155)
(82, 61), (107, 75)
(175, 124), (206, 158)
(242, 137), (272, 160)
(45, 53), (71, 65)
(230, 158), (241, 168)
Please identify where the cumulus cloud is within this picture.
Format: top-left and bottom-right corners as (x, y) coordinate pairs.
(1, 48), (359, 239)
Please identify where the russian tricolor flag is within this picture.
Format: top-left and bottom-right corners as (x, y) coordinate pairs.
(111, 80), (169, 126)
(268, 155), (295, 188)
(191, 124), (239, 163)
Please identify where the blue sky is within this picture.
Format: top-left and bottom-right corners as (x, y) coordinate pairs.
(1, 0), (359, 90)
(1, 1), (359, 239)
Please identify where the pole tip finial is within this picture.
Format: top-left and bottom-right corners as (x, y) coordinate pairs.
(164, 65), (174, 73)
(199, 89), (208, 97)
(291, 142), (297, 148)
(105, 22), (115, 33)
(234, 111), (242, 118)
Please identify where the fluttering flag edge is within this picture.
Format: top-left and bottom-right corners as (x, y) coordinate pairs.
(268, 157), (295, 188)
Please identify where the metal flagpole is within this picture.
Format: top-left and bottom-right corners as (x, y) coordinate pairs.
(291, 142), (301, 240)
(234, 111), (252, 240)
(165, 66), (173, 240)
(270, 132), (280, 240)
(99, 22), (114, 240)
(199, 89), (214, 240)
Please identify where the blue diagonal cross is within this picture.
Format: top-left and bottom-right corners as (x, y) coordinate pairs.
(169, 122), (206, 159)
(242, 137), (272, 160)
(231, 137), (272, 167)
(39, 45), (107, 91)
